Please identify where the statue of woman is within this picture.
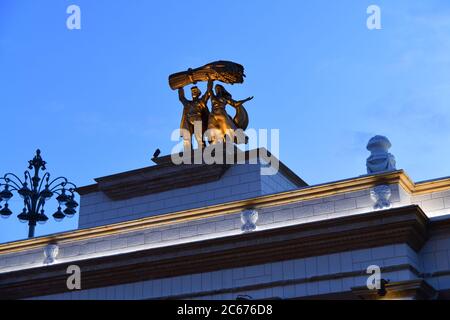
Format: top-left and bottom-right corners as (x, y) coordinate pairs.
(207, 83), (253, 144)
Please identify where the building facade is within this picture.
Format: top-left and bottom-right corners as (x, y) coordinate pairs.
(1, 144), (450, 300)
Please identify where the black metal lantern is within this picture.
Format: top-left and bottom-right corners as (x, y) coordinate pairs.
(0, 149), (78, 238)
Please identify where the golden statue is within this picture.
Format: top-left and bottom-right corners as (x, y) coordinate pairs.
(207, 83), (253, 144)
(178, 81), (211, 149)
(170, 61), (253, 147)
(169, 61), (245, 90)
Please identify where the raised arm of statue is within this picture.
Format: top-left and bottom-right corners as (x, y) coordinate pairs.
(201, 80), (213, 104)
(240, 96), (254, 104)
(178, 87), (188, 104)
(207, 79), (214, 92)
(227, 96), (253, 108)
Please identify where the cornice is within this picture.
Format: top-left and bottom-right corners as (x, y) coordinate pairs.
(0, 205), (429, 299)
(2, 169), (450, 256)
(0, 170), (413, 255)
(414, 177), (450, 195)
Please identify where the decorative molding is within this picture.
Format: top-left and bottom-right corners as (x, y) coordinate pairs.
(81, 163), (230, 200)
(0, 206), (429, 299)
(160, 264), (420, 300)
(77, 148), (308, 198)
(43, 244), (59, 265)
(241, 209), (258, 232)
(429, 218), (450, 235)
(414, 176), (450, 195)
(366, 135), (396, 174)
(0, 170), (425, 255)
(370, 185), (392, 210)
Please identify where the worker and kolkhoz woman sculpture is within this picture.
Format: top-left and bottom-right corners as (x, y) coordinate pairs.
(169, 61), (253, 149)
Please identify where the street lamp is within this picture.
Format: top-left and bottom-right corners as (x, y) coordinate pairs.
(0, 149), (78, 238)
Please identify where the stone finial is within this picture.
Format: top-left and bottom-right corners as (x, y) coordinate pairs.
(370, 185), (392, 210)
(366, 135), (396, 174)
(241, 209), (259, 232)
(43, 244), (59, 265)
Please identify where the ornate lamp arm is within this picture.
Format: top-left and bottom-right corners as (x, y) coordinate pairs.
(37, 172), (51, 192)
(47, 176), (69, 189)
(1, 173), (24, 190)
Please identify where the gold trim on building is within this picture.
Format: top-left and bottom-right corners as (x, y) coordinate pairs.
(0, 170), (449, 255)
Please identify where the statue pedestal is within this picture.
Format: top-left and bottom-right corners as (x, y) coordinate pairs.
(76, 148), (306, 229)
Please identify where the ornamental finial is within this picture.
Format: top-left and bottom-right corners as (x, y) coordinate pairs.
(366, 135), (396, 174)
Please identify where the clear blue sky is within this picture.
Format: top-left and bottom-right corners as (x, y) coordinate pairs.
(1, 0), (450, 242)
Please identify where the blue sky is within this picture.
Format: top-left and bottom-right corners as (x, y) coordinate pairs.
(1, 0), (450, 242)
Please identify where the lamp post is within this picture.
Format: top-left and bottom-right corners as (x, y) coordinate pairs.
(0, 149), (78, 238)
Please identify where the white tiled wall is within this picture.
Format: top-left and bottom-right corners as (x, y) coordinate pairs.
(0, 184), (408, 274)
(78, 163), (299, 229)
(257, 183), (408, 229)
(420, 234), (450, 291)
(412, 190), (450, 218)
(261, 171), (298, 195)
(4, 180), (450, 299)
(28, 244), (419, 300)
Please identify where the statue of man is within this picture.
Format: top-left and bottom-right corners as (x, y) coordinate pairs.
(178, 81), (212, 149)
